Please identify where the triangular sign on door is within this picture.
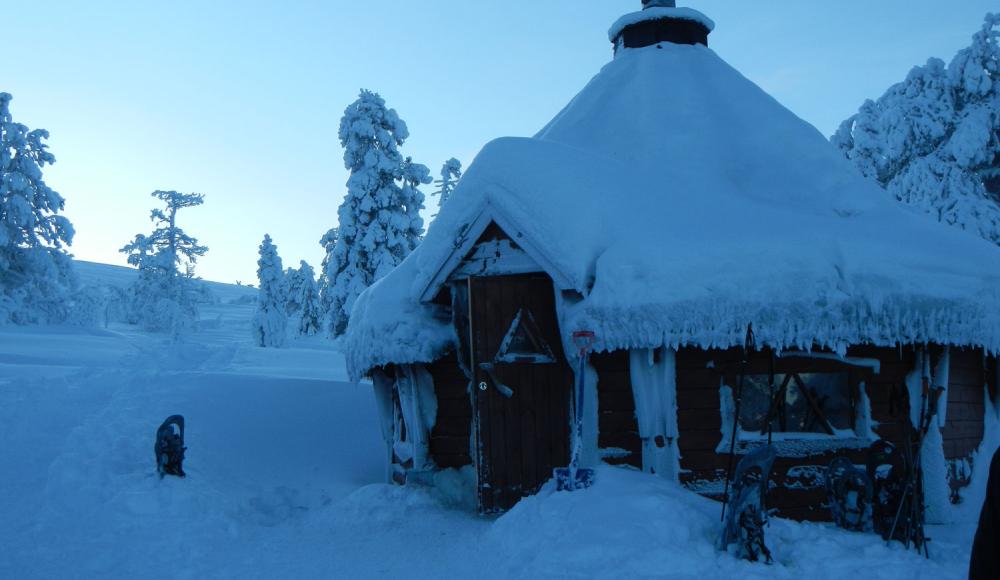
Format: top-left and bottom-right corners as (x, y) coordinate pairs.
(494, 308), (556, 364)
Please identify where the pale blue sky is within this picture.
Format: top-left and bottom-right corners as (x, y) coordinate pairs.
(5, 0), (995, 284)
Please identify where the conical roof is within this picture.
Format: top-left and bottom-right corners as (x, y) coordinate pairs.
(344, 34), (1000, 379)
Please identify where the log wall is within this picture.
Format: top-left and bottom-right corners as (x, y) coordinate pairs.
(943, 348), (989, 459)
(423, 344), (995, 518)
(942, 348), (994, 494)
(427, 353), (473, 469)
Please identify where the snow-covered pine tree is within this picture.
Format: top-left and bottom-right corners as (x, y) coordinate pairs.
(283, 266), (303, 316)
(833, 14), (1000, 244)
(317, 226), (339, 335)
(400, 156), (430, 241)
(432, 157), (462, 215)
(145, 190), (209, 274)
(286, 260), (321, 336)
(120, 233), (161, 325)
(0, 92), (77, 324)
(120, 191), (208, 332)
(328, 90), (430, 336)
(251, 234), (288, 347)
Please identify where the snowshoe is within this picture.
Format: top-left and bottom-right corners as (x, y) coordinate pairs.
(867, 440), (905, 541)
(155, 415), (187, 478)
(720, 445), (776, 563)
(825, 457), (873, 532)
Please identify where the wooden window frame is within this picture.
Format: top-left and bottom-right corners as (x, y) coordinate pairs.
(714, 353), (879, 456)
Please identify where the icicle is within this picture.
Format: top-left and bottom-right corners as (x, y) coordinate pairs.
(855, 381), (879, 440)
(933, 347), (951, 426)
(395, 364), (439, 471)
(922, 422), (953, 524)
(904, 348), (925, 428)
(629, 348), (680, 481)
(922, 347), (955, 522)
(371, 369), (396, 483)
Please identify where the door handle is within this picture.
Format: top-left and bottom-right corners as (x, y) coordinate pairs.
(478, 363), (514, 398)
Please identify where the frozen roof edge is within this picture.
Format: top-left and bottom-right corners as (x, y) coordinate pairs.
(345, 286), (1000, 382)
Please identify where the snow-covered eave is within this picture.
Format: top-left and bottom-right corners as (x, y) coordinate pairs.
(567, 293), (1000, 358)
(348, 287), (1000, 382)
(344, 307), (456, 383)
(608, 7), (716, 42)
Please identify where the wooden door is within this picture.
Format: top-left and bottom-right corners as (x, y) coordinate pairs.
(467, 274), (572, 513)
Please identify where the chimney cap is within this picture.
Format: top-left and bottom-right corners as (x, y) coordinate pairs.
(609, 5), (715, 45)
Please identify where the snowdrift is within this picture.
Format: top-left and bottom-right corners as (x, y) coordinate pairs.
(490, 466), (972, 579)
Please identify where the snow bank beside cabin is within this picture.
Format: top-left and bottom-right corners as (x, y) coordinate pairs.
(490, 466), (970, 579)
(344, 43), (1000, 378)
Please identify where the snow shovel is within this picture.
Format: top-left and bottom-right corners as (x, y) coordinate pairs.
(554, 330), (597, 491)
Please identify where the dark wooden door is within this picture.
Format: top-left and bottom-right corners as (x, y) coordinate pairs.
(468, 274), (572, 513)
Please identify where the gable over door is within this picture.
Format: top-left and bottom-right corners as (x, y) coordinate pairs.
(466, 274), (572, 513)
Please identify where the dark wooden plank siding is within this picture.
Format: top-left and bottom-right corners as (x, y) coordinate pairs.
(676, 345), (919, 521)
(941, 348), (992, 493)
(428, 341), (991, 516)
(592, 350), (641, 468)
(942, 348), (987, 461)
(427, 354), (473, 469)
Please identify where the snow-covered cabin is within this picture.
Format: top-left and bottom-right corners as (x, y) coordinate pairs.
(345, 1), (1000, 518)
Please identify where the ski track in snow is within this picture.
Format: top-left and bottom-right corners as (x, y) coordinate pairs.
(0, 265), (981, 578)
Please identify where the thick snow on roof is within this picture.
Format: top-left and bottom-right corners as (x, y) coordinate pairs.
(344, 43), (1000, 379)
(608, 7), (716, 42)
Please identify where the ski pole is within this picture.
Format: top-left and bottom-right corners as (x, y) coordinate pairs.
(722, 324), (754, 522)
(886, 480), (911, 546)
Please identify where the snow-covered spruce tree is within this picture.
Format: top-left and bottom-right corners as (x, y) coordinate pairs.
(328, 90), (430, 336)
(0, 92), (77, 324)
(146, 190), (209, 272)
(251, 234), (288, 347)
(286, 260), (321, 336)
(833, 14), (1000, 244)
(317, 226), (339, 335)
(283, 265), (304, 316)
(401, 155), (431, 234)
(120, 233), (158, 325)
(120, 191), (208, 332)
(431, 157), (462, 215)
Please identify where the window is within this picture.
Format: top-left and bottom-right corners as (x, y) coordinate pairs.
(494, 308), (556, 364)
(738, 372), (854, 436)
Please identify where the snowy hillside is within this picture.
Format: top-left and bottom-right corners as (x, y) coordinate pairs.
(74, 259), (257, 303)
(0, 263), (981, 578)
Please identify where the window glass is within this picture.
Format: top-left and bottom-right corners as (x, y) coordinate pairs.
(737, 372), (852, 436)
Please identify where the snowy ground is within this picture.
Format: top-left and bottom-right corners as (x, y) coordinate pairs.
(0, 263), (980, 579)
